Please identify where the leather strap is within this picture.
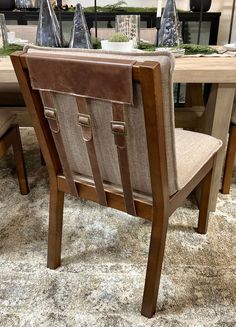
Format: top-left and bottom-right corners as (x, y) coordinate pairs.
(41, 91), (78, 197)
(27, 55), (135, 105)
(76, 97), (107, 206)
(111, 103), (136, 216)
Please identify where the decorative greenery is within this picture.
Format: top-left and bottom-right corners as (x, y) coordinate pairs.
(137, 42), (218, 55)
(63, 6), (157, 13)
(109, 33), (129, 42)
(179, 44), (218, 55)
(91, 37), (101, 49)
(54, 4), (187, 13)
(0, 44), (23, 56)
(103, 1), (128, 12)
(137, 41), (156, 51)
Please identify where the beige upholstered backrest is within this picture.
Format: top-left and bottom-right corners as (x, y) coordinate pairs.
(24, 46), (177, 196)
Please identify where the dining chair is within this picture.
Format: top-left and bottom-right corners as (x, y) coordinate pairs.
(11, 47), (222, 318)
(0, 112), (29, 194)
(222, 103), (236, 194)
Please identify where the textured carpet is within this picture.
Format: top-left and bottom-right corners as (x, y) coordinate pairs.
(0, 128), (235, 327)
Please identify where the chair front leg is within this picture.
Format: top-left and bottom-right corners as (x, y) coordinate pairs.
(141, 209), (168, 318)
(197, 168), (213, 234)
(47, 179), (64, 269)
(11, 125), (29, 195)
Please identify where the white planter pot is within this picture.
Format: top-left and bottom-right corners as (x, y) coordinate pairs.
(101, 40), (133, 52)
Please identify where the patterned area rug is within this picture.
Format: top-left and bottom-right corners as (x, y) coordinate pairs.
(0, 128), (235, 327)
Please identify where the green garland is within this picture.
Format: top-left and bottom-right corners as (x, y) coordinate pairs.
(179, 44), (217, 55)
(0, 43), (217, 56)
(0, 44), (23, 56)
(137, 42), (218, 55)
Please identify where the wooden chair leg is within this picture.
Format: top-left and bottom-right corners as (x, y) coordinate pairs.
(197, 168), (213, 234)
(222, 125), (236, 194)
(47, 180), (64, 269)
(11, 125), (29, 195)
(141, 211), (168, 318)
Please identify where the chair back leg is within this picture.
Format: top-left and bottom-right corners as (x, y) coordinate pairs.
(141, 210), (168, 318)
(197, 167), (213, 234)
(11, 125), (29, 195)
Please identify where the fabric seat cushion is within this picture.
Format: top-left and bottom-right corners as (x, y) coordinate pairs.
(0, 112), (16, 138)
(0, 83), (25, 106)
(175, 129), (222, 190)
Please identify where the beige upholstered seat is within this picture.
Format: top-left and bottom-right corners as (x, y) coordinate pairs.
(175, 129), (221, 189)
(11, 46), (222, 318)
(0, 112), (29, 194)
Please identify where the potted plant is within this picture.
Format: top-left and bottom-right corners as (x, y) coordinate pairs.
(101, 32), (133, 52)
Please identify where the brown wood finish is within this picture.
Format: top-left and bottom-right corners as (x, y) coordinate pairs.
(0, 124), (29, 195)
(222, 124), (236, 194)
(11, 51), (218, 318)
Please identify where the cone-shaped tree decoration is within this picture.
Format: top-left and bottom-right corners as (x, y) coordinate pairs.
(36, 0), (65, 47)
(158, 0), (180, 47)
(69, 3), (92, 49)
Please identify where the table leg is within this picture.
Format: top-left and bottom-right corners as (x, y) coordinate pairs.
(201, 83), (235, 211)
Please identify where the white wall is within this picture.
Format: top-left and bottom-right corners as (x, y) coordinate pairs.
(64, 0), (236, 44)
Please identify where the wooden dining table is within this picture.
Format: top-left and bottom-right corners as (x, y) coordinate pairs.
(1, 55), (236, 211)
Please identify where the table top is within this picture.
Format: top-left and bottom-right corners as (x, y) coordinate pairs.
(1, 55), (236, 84)
(173, 57), (236, 83)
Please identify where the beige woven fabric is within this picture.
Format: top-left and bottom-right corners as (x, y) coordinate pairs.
(50, 87), (151, 195)
(0, 113), (16, 138)
(175, 129), (222, 189)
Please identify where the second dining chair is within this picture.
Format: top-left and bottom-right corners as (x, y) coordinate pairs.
(11, 47), (222, 318)
(0, 112), (29, 194)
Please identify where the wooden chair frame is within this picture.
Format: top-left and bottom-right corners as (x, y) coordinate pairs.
(0, 123), (29, 195)
(11, 51), (216, 318)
